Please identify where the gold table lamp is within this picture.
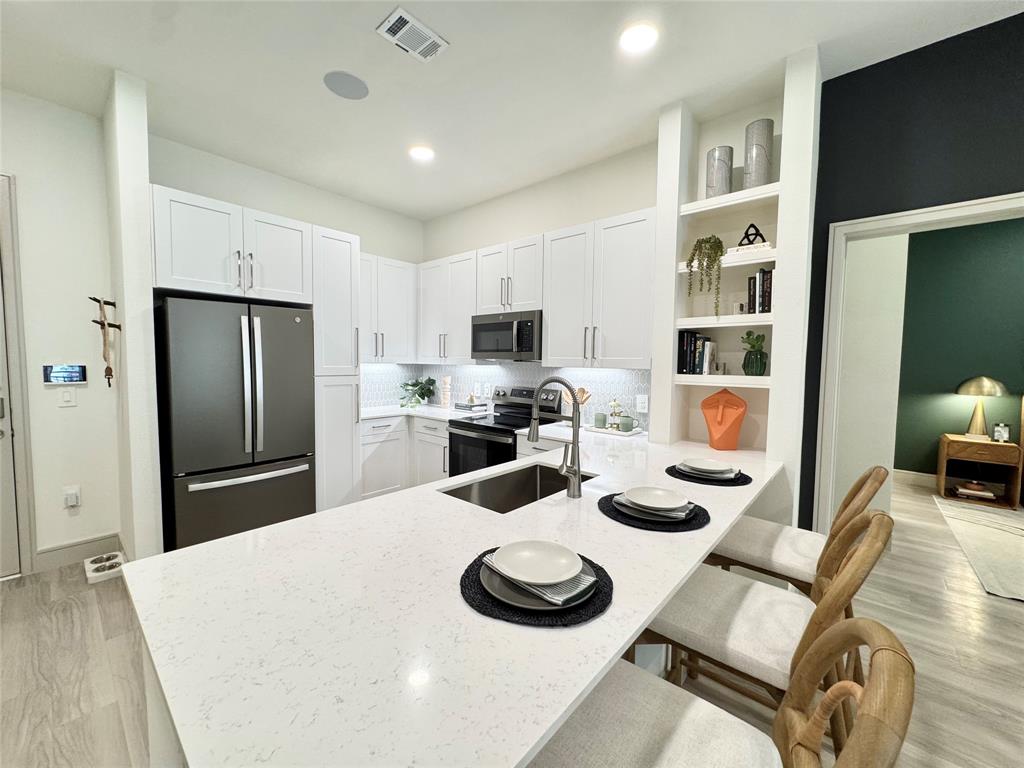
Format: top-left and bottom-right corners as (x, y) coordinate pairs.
(955, 376), (1009, 441)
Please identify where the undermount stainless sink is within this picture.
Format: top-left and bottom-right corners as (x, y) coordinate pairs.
(442, 463), (598, 514)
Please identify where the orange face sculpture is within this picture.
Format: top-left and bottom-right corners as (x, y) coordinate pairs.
(701, 388), (747, 450)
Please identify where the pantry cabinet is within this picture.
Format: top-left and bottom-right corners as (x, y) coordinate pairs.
(313, 226), (360, 376)
(418, 250), (477, 364)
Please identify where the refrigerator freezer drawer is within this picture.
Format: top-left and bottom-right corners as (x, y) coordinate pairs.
(170, 457), (315, 549)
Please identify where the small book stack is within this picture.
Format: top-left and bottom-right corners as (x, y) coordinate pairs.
(747, 268), (774, 314)
(676, 331), (717, 375)
(955, 484), (997, 501)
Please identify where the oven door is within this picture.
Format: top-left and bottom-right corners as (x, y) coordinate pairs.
(446, 425), (517, 476)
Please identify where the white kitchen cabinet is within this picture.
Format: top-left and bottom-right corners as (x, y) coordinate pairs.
(314, 377), (360, 511)
(360, 422), (408, 499)
(152, 185), (245, 296)
(476, 243), (508, 314)
(418, 257), (449, 364)
(313, 226), (360, 376)
(358, 252), (378, 363)
(591, 208), (656, 368)
(243, 208), (313, 303)
(414, 432), (448, 484)
(476, 237), (542, 314)
(542, 222), (594, 367)
(376, 256), (417, 362)
(417, 251), (477, 364)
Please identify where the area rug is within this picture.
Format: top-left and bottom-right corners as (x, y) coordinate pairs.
(933, 495), (1024, 601)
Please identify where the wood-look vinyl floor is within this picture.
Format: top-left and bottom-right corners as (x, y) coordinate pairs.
(1, 481), (1021, 767)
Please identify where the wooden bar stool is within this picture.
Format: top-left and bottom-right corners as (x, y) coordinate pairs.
(529, 617), (914, 768)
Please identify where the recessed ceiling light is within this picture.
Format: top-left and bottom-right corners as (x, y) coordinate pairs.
(323, 71), (369, 100)
(409, 145), (435, 163)
(619, 23), (658, 55)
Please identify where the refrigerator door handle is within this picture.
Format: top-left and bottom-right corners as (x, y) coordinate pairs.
(187, 463), (310, 493)
(240, 316), (252, 453)
(253, 316), (265, 453)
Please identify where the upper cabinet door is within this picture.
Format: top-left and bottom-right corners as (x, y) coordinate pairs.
(507, 235), (543, 312)
(313, 226), (360, 376)
(359, 253), (378, 362)
(152, 185), (244, 295)
(446, 251), (477, 363)
(542, 223), (594, 367)
(376, 257), (416, 362)
(592, 209), (656, 369)
(418, 258), (449, 364)
(243, 208), (313, 304)
(476, 243), (508, 314)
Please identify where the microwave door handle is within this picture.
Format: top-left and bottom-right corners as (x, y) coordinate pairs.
(240, 316), (252, 453)
(512, 320), (519, 353)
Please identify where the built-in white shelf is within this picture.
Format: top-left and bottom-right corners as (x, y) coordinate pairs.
(678, 247), (777, 273)
(675, 312), (773, 329)
(678, 182), (780, 218)
(674, 374), (772, 389)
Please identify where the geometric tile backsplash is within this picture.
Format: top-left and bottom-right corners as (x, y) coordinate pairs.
(361, 362), (652, 430)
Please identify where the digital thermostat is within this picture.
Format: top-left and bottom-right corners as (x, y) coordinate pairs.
(43, 365), (87, 385)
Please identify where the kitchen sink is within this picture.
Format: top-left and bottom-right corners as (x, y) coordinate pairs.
(442, 463), (598, 514)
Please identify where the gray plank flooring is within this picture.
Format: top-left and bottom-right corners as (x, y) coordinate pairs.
(1, 480), (1021, 767)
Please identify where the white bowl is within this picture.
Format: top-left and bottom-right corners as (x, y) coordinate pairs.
(492, 540), (583, 585)
(678, 457), (736, 475)
(622, 486), (689, 511)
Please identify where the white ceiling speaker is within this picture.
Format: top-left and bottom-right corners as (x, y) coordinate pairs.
(376, 7), (449, 62)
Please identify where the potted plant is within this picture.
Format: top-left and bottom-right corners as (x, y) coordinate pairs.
(740, 331), (768, 376)
(400, 377), (436, 408)
(686, 235), (725, 316)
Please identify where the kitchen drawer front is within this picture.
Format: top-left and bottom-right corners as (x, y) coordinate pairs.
(413, 417), (448, 437)
(516, 435), (565, 456)
(946, 440), (1020, 463)
(360, 416), (406, 439)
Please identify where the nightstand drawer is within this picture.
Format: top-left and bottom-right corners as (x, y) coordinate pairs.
(946, 440), (1021, 463)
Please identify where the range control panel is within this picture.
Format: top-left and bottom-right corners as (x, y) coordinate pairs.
(492, 386), (562, 413)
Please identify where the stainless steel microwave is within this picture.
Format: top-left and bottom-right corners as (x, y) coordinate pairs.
(470, 311), (542, 361)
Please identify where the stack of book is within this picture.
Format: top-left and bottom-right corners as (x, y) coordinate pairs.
(955, 484), (997, 501)
(676, 331), (717, 375)
(747, 267), (773, 314)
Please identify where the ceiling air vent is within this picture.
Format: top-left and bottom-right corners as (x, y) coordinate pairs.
(376, 7), (449, 62)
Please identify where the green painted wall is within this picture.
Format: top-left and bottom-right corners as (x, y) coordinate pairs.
(895, 218), (1024, 474)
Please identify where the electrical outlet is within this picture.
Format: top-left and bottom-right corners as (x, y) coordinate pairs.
(635, 394), (649, 414)
(57, 388), (77, 408)
(473, 383), (482, 397)
(63, 485), (81, 509)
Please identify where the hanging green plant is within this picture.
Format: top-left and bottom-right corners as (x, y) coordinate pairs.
(686, 235), (725, 316)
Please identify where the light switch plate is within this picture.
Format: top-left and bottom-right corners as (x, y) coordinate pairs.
(63, 485), (81, 508)
(635, 394), (649, 414)
(57, 388), (77, 407)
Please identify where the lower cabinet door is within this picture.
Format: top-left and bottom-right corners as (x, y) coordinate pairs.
(414, 433), (449, 485)
(314, 377), (360, 511)
(360, 430), (408, 498)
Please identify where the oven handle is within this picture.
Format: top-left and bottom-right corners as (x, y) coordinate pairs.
(446, 426), (515, 444)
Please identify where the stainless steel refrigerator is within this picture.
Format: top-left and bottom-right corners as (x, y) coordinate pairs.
(155, 296), (315, 550)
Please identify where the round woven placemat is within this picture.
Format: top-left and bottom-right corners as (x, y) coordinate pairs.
(460, 548), (613, 627)
(664, 465), (752, 486)
(597, 494), (710, 533)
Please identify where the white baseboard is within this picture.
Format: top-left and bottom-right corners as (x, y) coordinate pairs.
(33, 532), (124, 573)
(893, 469), (936, 489)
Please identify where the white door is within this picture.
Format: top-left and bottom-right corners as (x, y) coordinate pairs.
(542, 223), (594, 367)
(592, 209), (656, 369)
(152, 185), (244, 295)
(359, 253), (379, 362)
(313, 226), (360, 376)
(314, 377), (361, 511)
(414, 433), (448, 485)
(243, 208), (313, 303)
(0, 179), (20, 577)
(377, 257), (416, 362)
(418, 258), (448, 364)
(360, 431), (408, 498)
(476, 243), (508, 314)
(507, 235), (543, 312)
(446, 251), (477, 363)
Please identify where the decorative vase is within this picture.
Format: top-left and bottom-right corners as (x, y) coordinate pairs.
(742, 350), (768, 376)
(400, 395), (422, 409)
(705, 145), (733, 198)
(701, 389), (747, 450)
(743, 118), (774, 189)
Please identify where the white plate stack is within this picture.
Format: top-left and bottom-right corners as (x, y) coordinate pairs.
(676, 458), (739, 479)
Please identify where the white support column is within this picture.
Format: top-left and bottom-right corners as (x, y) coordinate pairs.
(765, 48), (821, 526)
(103, 71), (163, 558)
(649, 101), (696, 444)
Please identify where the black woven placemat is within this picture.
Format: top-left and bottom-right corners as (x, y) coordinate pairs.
(664, 465), (753, 486)
(597, 493), (710, 532)
(460, 548), (613, 627)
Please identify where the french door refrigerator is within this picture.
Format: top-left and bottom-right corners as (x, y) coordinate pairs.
(156, 296), (315, 550)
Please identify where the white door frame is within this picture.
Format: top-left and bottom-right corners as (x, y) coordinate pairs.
(814, 190), (1024, 533)
(0, 174), (38, 575)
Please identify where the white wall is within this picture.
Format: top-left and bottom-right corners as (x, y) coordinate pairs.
(423, 143), (657, 261)
(0, 89), (121, 551)
(148, 136), (423, 263)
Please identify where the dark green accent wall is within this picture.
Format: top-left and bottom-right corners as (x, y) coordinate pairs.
(894, 218), (1024, 474)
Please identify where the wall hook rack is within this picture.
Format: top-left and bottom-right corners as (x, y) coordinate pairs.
(89, 296), (120, 387)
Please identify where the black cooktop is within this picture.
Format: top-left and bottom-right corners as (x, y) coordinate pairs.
(448, 385), (561, 435)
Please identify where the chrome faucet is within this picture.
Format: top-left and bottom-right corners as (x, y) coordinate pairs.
(528, 376), (583, 499)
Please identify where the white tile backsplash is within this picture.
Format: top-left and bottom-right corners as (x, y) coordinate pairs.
(358, 364), (422, 408)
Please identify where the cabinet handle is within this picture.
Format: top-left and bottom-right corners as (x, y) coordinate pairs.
(583, 327), (589, 359)
(443, 333), (448, 358)
(248, 252), (255, 290)
(507, 275), (512, 307)
(591, 326), (598, 363)
(424, 425), (439, 431)
(355, 383), (360, 424)
(373, 331), (379, 359)
(438, 333), (442, 358)
(381, 332), (385, 358)
(500, 277), (505, 308)
(235, 250), (242, 288)
(372, 424), (389, 430)
(354, 327), (360, 368)
(443, 445), (448, 473)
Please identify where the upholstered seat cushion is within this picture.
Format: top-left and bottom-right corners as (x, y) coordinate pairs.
(530, 659), (781, 768)
(649, 564), (815, 691)
(712, 516), (827, 583)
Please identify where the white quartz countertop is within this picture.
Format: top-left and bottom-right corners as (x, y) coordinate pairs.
(124, 440), (782, 767)
(360, 403), (477, 421)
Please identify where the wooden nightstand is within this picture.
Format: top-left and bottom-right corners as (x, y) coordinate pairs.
(936, 433), (1023, 510)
